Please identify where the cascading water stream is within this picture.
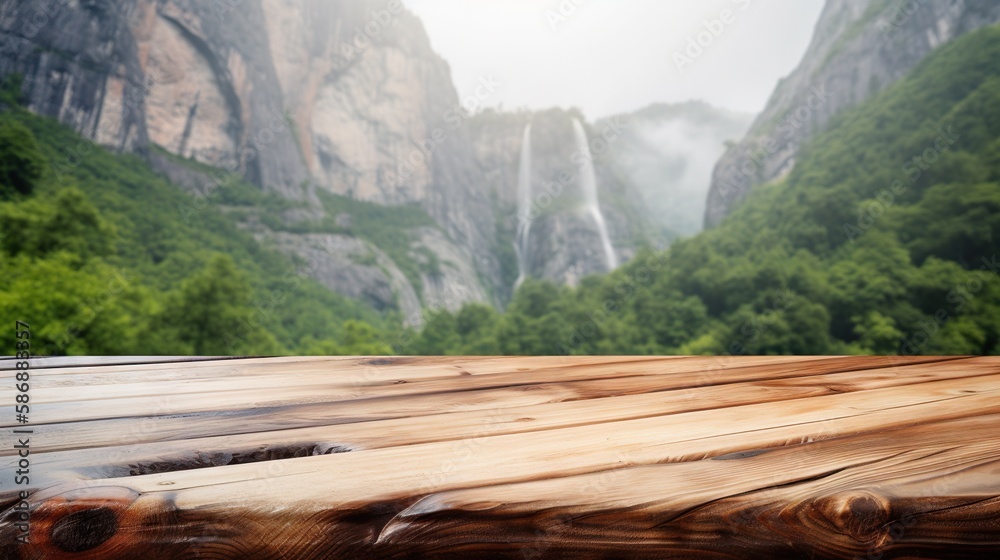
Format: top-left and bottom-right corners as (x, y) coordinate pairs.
(572, 118), (618, 271)
(513, 123), (533, 289)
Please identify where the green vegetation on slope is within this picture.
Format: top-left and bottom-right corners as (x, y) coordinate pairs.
(0, 97), (395, 355)
(4, 24), (999, 358)
(405, 24), (1000, 356)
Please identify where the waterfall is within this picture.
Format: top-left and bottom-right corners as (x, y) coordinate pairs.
(514, 123), (532, 289)
(572, 118), (618, 271)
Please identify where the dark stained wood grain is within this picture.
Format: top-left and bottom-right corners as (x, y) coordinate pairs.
(1, 356), (997, 559)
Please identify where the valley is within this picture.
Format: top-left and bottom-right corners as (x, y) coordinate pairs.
(0, 0), (997, 356)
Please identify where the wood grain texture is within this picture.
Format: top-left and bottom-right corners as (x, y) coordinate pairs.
(0, 356), (997, 559)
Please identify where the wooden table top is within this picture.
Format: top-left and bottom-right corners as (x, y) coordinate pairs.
(1, 355), (999, 559)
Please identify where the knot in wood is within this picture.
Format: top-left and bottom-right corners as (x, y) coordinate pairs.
(51, 507), (119, 553)
(821, 491), (892, 543)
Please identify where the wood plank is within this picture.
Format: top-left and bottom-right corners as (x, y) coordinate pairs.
(0, 356), (997, 559)
(0, 356), (959, 426)
(6, 355), (935, 394)
(98, 376), (1000, 498)
(9, 355), (670, 379)
(0, 357), (981, 455)
(372, 414), (1000, 559)
(0, 355), (822, 401)
(13, 372), (1000, 505)
(7, 382), (1000, 559)
(0, 356), (236, 371)
(7, 359), (997, 490)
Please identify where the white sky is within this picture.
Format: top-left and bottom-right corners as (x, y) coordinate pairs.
(401, 0), (826, 119)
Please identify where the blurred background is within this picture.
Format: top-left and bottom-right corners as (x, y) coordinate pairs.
(0, 0), (998, 356)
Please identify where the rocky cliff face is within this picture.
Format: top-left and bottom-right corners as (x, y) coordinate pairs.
(260, 0), (501, 292)
(0, 0), (667, 316)
(0, 0), (309, 197)
(704, 0), (1000, 228)
(255, 0), (502, 316)
(133, 0), (310, 199)
(0, 0), (499, 321)
(0, 0), (149, 152)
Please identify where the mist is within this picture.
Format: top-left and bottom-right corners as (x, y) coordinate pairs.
(599, 102), (753, 237)
(402, 0), (825, 119)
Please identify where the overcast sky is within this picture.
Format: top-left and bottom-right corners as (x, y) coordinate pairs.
(401, 0), (826, 119)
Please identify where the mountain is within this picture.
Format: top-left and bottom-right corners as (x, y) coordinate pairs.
(704, 0), (1000, 228)
(407, 23), (1000, 356)
(5, 0), (996, 358)
(0, 0), (498, 325)
(0, 0), (671, 321)
(466, 101), (752, 293)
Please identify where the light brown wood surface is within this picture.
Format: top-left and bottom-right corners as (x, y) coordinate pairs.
(1, 356), (998, 559)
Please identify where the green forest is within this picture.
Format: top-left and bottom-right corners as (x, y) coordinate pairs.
(0, 78), (396, 356)
(2, 25), (999, 357)
(404, 24), (1000, 356)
